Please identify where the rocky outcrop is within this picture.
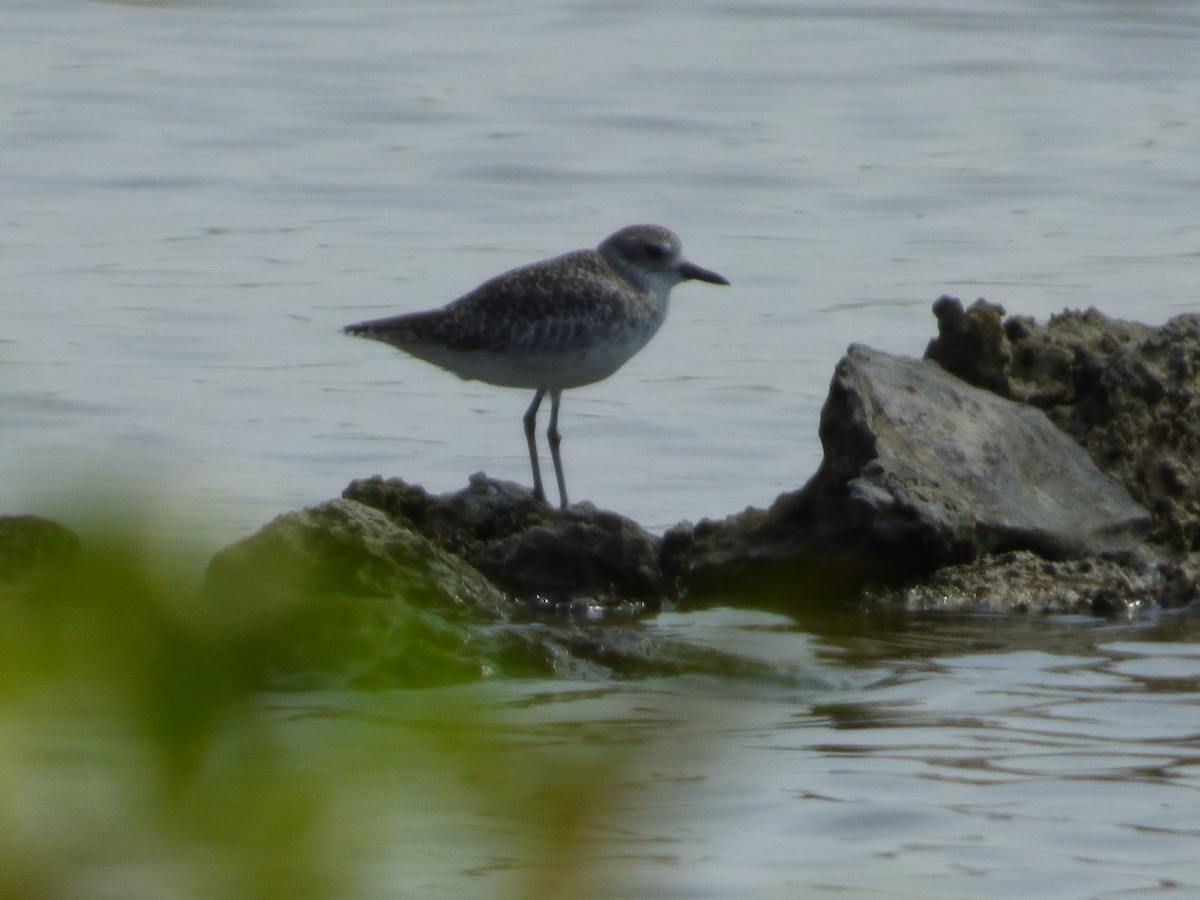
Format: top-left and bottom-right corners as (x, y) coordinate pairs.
(926, 297), (1200, 551)
(342, 473), (665, 614)
(199, 299), (1200, 641)
(200, 494), (744, 685)
(203, 498), (514, 686)
(893, 549), (1200, 616)
(10, 300), (1195, 687)
(663, 344), (1151, 602)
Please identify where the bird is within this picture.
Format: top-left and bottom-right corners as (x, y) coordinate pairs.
(343, 224), (730, 509)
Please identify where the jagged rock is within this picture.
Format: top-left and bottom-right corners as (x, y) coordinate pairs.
(202, 491), (702, 685)
(924, 296), (1012, 394)
(665, 345), (1151, 603)
(343, 473), (665, 611)
(887, 550), (1168, 616)
(202, 299), (1200, 673)
(927, 297), (1200, 550)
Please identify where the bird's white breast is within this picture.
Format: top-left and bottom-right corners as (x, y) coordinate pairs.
(414, 320), (662, 390)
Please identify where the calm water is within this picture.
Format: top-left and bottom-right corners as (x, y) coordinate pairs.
(278, 608), (1200, 899)
(4, 1), (1200, 896)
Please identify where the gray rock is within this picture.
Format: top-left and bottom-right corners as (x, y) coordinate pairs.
(666, 345), (1151, 601)
(927, 297), (1200, 551)
(829, 345), (1151, 560)
(343, 473), (665, 612)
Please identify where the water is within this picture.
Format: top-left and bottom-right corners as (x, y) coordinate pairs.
(274, 609), (1200, 898)
(3, 1), (1200, 896)
(5, 0), (1198, 538)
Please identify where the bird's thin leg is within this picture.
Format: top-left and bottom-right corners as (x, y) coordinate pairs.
(523, 388), (547, 503)
(547, 389), (568, 509)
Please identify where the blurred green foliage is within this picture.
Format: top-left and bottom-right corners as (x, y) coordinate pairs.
(0, 510), (628, 899)
(0, 518), (337, 899)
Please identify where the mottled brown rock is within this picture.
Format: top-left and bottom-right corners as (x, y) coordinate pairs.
(887, 549), (1200, 616)
(925, 295), (1012, 393)
(926, 297), (1200, 550)
(344, 473), (665, 611)
(666, 345), (1151, 605)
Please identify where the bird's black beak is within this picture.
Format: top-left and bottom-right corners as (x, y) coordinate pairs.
(678, 260), (730, 285)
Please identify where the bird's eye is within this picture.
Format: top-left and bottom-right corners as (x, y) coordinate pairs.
(643, 243), (666, 259)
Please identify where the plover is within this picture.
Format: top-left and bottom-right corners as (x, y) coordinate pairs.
(343, 224), (729, 509)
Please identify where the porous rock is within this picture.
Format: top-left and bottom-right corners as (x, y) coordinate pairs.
(343, 472), (665, 612)
(203, 494), (753, 684)
(889, 550), (1170, 616)
(665, 344), (1151, 602)
(926, 297), (1200, 551)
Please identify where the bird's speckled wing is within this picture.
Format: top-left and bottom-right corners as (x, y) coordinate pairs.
(349, 250), (653, 356)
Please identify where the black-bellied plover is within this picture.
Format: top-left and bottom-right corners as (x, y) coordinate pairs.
(343, 224), (729, 509)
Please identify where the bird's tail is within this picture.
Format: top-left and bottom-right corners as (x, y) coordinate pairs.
(343, 320), (374, 336)
(342, 312), (437, 350)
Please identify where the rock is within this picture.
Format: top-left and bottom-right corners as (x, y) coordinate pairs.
(1158, 552), (1200, 608)
(828, 345), (1151, 560)
(204, 299), (1200, 651)
(206, 497), (510, 620)
(203, 498), (513, 686)
(926, 297), (1154, 406)
(925, 296), (1012, 394)
(666, 345), (1151, 603)
(926, 298), (1200, 550)
(887, 550), (1163, 616)
(343, 473), (665, 612)
(202, 492), (703, 685)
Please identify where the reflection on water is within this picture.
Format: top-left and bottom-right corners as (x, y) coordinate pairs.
(264, 608), (1200, 898)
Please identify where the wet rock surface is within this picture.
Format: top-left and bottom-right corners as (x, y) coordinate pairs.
(892, 549), (1200, 617)
(927, 297), (1200, 551)
(342, 472), (665, 613)
(201, 493), (720, 685)
(193, 299), (1200, 665)
(664, 343), (1151, 603)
